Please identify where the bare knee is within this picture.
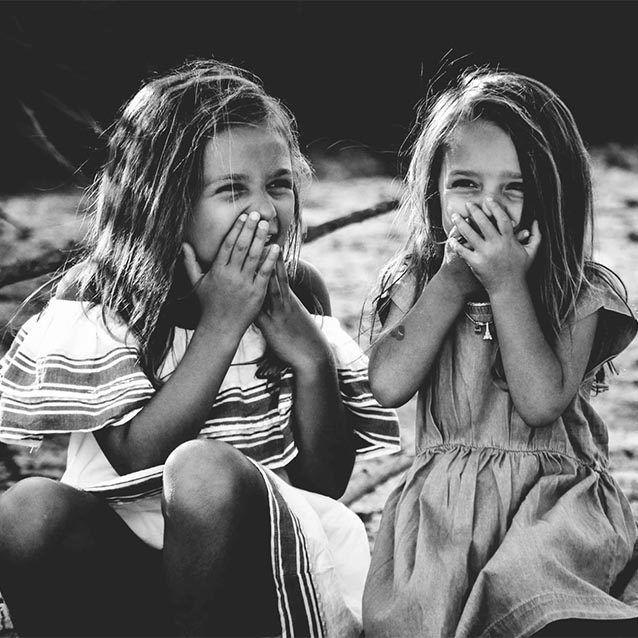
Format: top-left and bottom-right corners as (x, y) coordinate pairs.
(162, 440), (262, 526)
(0, 477), (96, 564)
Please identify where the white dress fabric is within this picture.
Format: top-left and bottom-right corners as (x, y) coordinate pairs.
(0, 299), (401, 637)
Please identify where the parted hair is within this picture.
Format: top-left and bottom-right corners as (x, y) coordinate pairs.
(376, 66), (623, 347)
(68, 59), (312, 384)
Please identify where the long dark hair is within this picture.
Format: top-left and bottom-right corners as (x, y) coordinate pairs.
(67, 59), (311, 385)
(375, 67), (621, 347)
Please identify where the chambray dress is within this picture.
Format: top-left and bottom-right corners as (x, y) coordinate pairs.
(0, 299), (401, 638)
(363, 273), (638, 638)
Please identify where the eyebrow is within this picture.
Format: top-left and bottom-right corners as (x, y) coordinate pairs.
(205, 168), (292, 188)
(448, 169), (523, 179)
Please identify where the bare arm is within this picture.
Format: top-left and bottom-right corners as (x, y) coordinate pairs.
(95, 212), (279, 474)
(451, 199), (597, 426)
(368, 236), (484, 408)
(256, 260), (354, 499)
(490, 281), (597, 425)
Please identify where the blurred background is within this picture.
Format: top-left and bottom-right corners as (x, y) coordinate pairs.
(1, 0), (638, 545)
(2, 0), (638, 190)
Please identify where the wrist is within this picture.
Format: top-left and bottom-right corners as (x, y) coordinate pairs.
(195, 314), (246, 345)
(290, 344), (335, 379)
(434, 266), (475, 303)
(487, 274), (528, 304)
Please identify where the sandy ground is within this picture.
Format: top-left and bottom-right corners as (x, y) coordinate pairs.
(1, 158), (638, 548)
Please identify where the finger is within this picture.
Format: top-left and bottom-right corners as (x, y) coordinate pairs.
(447, 236), (476, 264)
(525, 220), (542, 260)
(217, 213), (248, 265)
(182, 243), (204, 287)
(275, 256), (291, 302)
(255, 244), (280, 282)
(452, 211), (482, 248)
(484, 199), (513, 236)
(243, 219), (270, 273)
(466, 202), (500, 240)
(265, 257), (283, 302)
(229, 211), (261, 267)
(448, 223), (463, 241)
(515, 229), (530, 244)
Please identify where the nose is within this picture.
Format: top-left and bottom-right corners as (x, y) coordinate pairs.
(248, 190), (278, 231)
(474, 191), (509, 218)
(480, 187), (503, 208)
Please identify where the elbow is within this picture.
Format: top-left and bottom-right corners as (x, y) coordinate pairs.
(369, 372), (410, 408)
(518, 405), (563, 429)
(327, 450), (356, 500)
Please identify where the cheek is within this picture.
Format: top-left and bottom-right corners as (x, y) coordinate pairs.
(276, 196), (295, 231)
(508, 200), (524, 227)
(439, 192), (465, 235)
(186, 207), (232, 265)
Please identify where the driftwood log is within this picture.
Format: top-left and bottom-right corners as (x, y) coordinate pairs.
(0, 200), (399, 290)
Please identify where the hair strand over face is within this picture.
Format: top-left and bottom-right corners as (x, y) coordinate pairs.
(373, 66), (613, 348)
(68, 59), (312, 384)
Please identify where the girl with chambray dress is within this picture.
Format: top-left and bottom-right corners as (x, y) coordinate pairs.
(0, 60), (400, 637)
(362, 69), (638, 637)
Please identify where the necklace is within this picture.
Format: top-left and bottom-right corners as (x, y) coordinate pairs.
(464, 301), (494, 340)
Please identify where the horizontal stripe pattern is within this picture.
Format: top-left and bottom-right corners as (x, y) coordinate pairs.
(1, 301), (400, 472)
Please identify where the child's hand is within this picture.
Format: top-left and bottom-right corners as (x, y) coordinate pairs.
(448, 199), (541, 294)
(255, 256), (332, 372)
(182, 211), (279, 335)
(440, 223), (484, 299)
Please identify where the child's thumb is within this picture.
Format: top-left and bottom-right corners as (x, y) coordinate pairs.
(182, 243), (203, 287)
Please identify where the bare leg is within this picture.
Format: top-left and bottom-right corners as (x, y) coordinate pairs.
(0, 477), (172, 637)
(162, 440), (279, 637)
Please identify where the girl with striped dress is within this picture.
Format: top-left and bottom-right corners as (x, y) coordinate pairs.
(0, 59), (400, 637)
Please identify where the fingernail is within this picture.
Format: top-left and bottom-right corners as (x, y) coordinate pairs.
(271, 244), (280, 254)
(258, 220), (269, 230)
(249, 211), (261, 221)
(239, 213), (247, 222)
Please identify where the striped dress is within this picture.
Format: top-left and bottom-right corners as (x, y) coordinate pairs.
(0, 299), (401, 637)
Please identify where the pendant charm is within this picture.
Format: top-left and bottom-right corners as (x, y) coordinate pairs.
(483, 323), (493, 340)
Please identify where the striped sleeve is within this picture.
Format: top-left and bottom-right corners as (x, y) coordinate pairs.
(0, 300), (154, 448)
(315, 316), (401, 459)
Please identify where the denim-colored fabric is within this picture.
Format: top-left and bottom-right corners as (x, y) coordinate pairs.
(363, 274), (638, 637)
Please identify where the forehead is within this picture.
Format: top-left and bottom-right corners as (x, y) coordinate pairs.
(444, 120), (520, 171)
(202, 125), (292, 175)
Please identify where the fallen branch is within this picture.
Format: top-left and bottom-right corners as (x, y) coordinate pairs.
(0, 205), (31, 239)
(304, 199), (399, 243)
(341, 454), (412, 507)
(20, 101), (78, 175)
(0, 199), (399, 289)
(0, 240), (80, 288)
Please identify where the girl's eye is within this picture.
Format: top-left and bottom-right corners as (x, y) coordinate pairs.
(268, 179), (293, 191)
(216, 184), (243, 198)
(506, 182), (525, 196)
(450, 178), (477, 189)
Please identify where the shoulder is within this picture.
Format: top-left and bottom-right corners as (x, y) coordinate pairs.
(575, 266), (634, 322)
(378, 257), (418, 316)
(575, 265), (637, 373)
(54, 264), (84, 300)
(292, 260), (332, 316)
